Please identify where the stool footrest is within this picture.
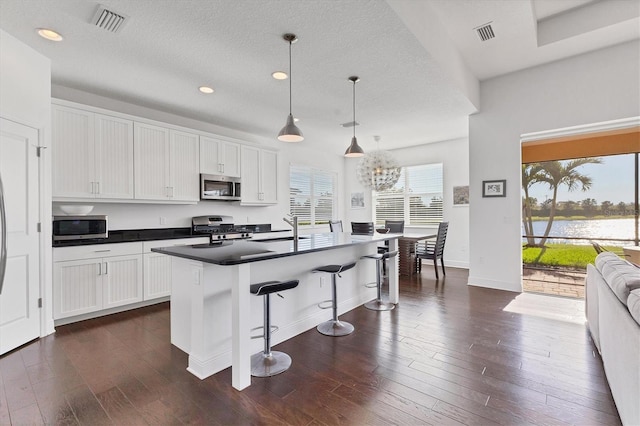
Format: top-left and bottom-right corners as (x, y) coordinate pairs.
(317, 300), (333, 309)
(250, 324), (279, 339)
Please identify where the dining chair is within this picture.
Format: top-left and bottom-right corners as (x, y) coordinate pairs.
(329, 220), (343, 232)
(385, 220), (404, 233)
(351, 222), (374, 235)
(415, 222), (449, 279)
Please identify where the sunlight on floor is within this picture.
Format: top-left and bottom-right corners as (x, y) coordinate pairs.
(503, 292), (586, 325)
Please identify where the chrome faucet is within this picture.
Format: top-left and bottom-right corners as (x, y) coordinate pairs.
(283, 214), (298, 240)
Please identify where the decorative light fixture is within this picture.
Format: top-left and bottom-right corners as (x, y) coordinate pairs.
(277, 33), (303, 142)
(356, 136), (401, 191)
(344, 76), (365, 158)
(37, 28), (63, 41)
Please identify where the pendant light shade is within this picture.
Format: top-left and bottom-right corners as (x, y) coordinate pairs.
(356, 136), (401, 191)
(278, 33), (304, 142)
(344, 76), (364, 157)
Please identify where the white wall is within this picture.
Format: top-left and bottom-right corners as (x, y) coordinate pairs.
(468, 40), (640, 292)
(0, 29), (53, 334)
(344, 137), (470, 268)
(51, 86), (347, 232)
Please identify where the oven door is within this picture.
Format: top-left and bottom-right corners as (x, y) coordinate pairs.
(53, 215), (108, 241)
(200, 174), (241, 201)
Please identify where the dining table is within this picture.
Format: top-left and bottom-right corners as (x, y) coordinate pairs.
(394, 231), (437, 276)
(622, 246), (640, 265)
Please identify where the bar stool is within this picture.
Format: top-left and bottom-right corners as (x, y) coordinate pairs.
(250, 279), (299, 377)
(313, 261), (357, 336)
(362, 250), (398, 311)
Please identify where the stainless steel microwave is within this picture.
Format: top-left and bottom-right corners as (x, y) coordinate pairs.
(52, 215), (108, 241)
(200, 174), (241, 201)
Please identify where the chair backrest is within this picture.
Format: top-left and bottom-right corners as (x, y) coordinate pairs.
(351, 221), (374, 235)
(385, 220), (404, 233)
(591, 241), (607, 254)
(329, 220), (343, 232)
(434, 222), (449, 256)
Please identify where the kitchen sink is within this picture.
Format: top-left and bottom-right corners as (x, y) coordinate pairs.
(252, 236), (310, 242)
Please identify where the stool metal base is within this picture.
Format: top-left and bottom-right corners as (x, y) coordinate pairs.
(364, 299), (396, 311)
(251, 351), (292, 377)
(317, 319), (354, 336)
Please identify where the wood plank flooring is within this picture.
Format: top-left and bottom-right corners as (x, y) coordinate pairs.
(1, 268), (620, 425)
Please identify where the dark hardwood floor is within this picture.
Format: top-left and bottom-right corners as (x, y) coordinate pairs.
(1, 268), (620, 425)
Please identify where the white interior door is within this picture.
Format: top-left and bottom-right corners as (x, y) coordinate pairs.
(0, 118), (40, 355)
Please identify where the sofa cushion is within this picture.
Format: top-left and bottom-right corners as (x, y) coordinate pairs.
(594, 252), (640, 305)
(628, 289), (640, 326)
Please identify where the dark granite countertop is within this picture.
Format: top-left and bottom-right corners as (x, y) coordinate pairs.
(52, 224), (283, 247)
(151, 232), (399, 265)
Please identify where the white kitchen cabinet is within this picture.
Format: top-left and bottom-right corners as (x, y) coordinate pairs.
(52, 104), (134, 199)
(53, 243), (143, 320)
(240, 146), (278, 205)
(134, 124), (199, 202)
(200, 136), (241, 177)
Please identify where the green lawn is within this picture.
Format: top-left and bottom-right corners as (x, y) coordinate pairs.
(522, 244), (624, 269)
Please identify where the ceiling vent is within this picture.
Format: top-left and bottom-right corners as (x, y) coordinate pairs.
(475, 22), (495, 41)
(341, 121), (360, 128)
(91, 5), (128, 33)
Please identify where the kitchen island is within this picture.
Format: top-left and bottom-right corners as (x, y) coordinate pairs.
(152, 232), (399, 390)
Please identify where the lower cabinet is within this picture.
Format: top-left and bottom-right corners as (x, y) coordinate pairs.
(53, 238), (208, 321)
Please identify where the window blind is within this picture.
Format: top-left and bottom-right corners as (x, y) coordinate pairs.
(290, 165), (336, 226)
(374, 163), (443, 226)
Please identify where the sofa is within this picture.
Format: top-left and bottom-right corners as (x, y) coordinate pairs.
(585, 252), (640, 425)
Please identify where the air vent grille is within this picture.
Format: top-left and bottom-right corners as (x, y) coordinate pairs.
(341, 121), (360, 128)
(92, 5), (128, 33)
(475, 23), (495, 41)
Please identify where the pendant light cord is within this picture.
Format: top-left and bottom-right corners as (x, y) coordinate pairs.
(352, 79), (356, 139)
(288, 40), (293, 115)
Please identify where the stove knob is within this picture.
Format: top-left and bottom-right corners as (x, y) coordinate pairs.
(222, 235), (227, 239)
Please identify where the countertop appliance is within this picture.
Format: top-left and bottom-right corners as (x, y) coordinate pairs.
(53, 215), (108, 241)
(192, 215), (253, 242)
(200, 174), (241, 201)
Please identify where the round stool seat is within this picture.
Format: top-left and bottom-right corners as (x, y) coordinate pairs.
(250, 280), (299, 296)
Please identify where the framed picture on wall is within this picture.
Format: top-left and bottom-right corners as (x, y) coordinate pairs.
(351, 192), (365, 209)
(453, 185), (469, 205)
(482, 179), (506, 197)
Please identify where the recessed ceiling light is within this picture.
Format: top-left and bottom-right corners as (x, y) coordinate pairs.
(272, 71), (288, 80)
(198, 86), (214, 94)
(37, 28), (63, 41)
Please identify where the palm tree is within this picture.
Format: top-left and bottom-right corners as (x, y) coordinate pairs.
(522, 163), (544, 246)
(536, 158), (602, 247)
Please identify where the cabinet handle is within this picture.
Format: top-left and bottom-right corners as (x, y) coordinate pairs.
(218, 163), (222, 173)
(98, 262), (102, 275)
(90, 182), (95, 194)
(94, 249), (111, 253)
(104, 262), (108, 275)
(221, 164), (225, 174)
(96, 181), (100, 194)
(170, 187), (174, 198)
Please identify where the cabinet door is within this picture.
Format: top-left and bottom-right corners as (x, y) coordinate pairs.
(240, 145), (261, 204)
(221, 141), (241, 177)
(52, 105), (95, 198)
(102, 254), (143, 309)
(134, 122), (170, 199)
(199, 136), (221, 175)
(53, 259), (102, 319)
(143, 252), (172, 299)
(170, 130), (199, 201)
(94, 114), (134, 199)
(260, 149), (278, 204)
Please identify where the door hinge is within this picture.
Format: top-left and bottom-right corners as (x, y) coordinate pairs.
(36, 146), (47, 157)
(37, 222), (42, 232)
(38, 298), (43, 308)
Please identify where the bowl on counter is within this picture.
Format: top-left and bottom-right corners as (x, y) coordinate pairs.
(375, 228), (390, 234)
(59, 205), (94, 215)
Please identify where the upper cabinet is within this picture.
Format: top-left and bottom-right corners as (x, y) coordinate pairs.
(241, 146), (278, 205)
(53, 105), (134, 199)
(200, 136), (241, 177)
(134, 123), (199, 202)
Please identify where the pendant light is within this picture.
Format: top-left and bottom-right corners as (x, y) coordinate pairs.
(344, 76), (365, 157)
(278, 33), (304, 142)
(356, 136), (401, 191)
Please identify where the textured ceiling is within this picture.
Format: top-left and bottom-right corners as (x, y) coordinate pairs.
(0, 0), (637, 154)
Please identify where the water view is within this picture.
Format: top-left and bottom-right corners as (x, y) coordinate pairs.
(523, 218), (635, 246)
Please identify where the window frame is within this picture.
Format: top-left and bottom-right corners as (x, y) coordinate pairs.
(289, 164), (338, 227)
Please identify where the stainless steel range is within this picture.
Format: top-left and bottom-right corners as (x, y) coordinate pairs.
(191, 215), (253, 242)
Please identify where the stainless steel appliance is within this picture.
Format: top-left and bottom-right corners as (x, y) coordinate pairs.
(192, 215), (253, 242)
(200, 174), (241, 201)
(53, 215), (108, 241)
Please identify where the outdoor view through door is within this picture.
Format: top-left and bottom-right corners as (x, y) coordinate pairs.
(521, 152), (639, 298)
